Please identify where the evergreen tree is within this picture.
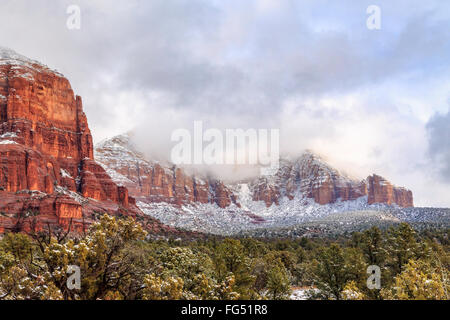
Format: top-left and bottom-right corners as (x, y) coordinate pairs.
(215, 239), (256, 299)
(385, 223), (419, 276)
(312, 244), (349, 300)
(381, 259), (449, 300)
(360, 227), (385, 265)
(266, 258), (291, 300)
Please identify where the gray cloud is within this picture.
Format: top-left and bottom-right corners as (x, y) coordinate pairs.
(427, 109), (450, 182)
(1, 0), (449, 121)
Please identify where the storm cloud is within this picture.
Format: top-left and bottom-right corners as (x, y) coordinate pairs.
(427, 110), (450, 182)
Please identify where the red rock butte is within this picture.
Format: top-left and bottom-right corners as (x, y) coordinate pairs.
(0, 48), (179, 235)
(250, 153), (413, 208)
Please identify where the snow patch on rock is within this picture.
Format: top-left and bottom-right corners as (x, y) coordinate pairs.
(0, 47), (64, 79)
(0, 140), (18, 145)
(0, 132), (18, 139)
(60, 169), (73, 179)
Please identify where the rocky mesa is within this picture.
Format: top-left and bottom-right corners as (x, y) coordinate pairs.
(249, 152), (413, 208)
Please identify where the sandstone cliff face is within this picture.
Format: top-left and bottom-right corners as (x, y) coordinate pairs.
(95, 134), (238, 209)
(251, 154), (368, 207)
(0, 48), (160, 234)
(367, 175), (413, 207)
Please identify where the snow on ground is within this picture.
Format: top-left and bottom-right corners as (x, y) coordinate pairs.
(137, 186), (449, 236)
(290, 288), (319, 300)
(137, 189), (401, 236)
(137, 201), (257, 235)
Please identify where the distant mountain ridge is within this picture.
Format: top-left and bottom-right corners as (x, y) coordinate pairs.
(250, 151), (413, 207)
(94, 133), (415, 235)
(95, 133), (413, 209)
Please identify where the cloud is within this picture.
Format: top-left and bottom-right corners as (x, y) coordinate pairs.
(427, 109), (450, 182)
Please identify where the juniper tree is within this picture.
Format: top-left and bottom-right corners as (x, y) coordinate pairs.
(266, 258), (291, 300)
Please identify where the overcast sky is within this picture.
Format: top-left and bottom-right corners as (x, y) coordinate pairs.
(0, 0), (449, 206)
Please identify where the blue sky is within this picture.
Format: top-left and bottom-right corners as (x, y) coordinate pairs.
(0, 0), (449, 206)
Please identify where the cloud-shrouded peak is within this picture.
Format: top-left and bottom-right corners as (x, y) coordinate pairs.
(427, 109), (450, 182)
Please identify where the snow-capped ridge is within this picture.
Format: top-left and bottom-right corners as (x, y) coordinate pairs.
(0, 47), (64, 78)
